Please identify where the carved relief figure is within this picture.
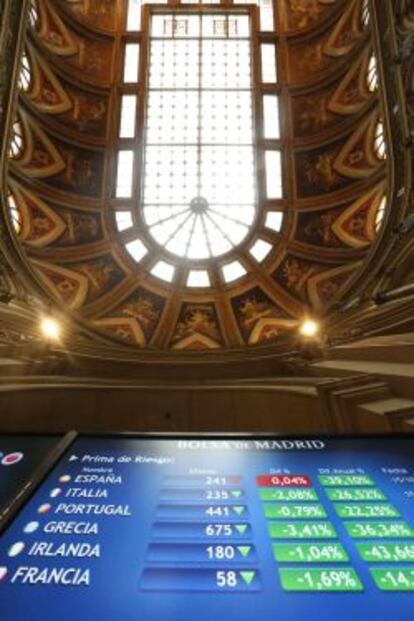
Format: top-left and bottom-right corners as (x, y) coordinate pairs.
(172, 304), (222, 345)
(297, 95), (331, 133)
(122, 294), (162, 337)
(303, 152), (340, 190)
(282, 258), (317, 293)
(57, 148), (102, 196)
(239, 297), (275, 330)
(77, 258), (123, 300)
(72, 97), (106, 130)
(95, 289), (165, 346)
(289, 0), (321, 29)
(295, 43), (324, 76)
(233, 288), (282, 339)
(303, 211), (338, 246)
(64, 212), (101, 244)
(232, 287), (296, 344)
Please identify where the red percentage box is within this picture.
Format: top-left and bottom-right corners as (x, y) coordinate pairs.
(256, 475), (311, 488)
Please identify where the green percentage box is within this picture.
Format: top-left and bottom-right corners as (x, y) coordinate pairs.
(259, 489), (318, 502)
(370, 568), (414, 591)
(279, 568), (363, 592)
(345, 521), (414, 539)
(273, 543), (349, 563)
(358, 543), (414, 563)
(326, 488), (386, 502)
(334, 503), (400, 519)
(319, 475), (374, 487)
(269, 521), (337, 540)
(264, 504), (327, 520)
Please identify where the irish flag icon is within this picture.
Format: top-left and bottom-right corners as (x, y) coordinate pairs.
(8, 542), (25, 558)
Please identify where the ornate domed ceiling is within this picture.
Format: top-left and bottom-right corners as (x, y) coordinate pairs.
(4, 0), (389, 351)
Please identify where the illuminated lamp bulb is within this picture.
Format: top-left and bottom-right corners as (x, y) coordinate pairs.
(299, 319), (320, 338)
(40, 317), (61, 341)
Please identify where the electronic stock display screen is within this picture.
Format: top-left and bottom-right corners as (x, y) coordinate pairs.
(1, 435), (414, 620)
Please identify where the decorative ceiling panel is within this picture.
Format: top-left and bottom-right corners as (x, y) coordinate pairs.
(2, 0), (389, 350)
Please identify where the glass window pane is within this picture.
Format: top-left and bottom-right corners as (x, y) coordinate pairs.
(116, 211), (133, 231)
(265, 150), (283, 199)
(116, 151), (134, 198)
(265, 211), (283, 232)
(367, 55), (378, 92)
(29, 0), (39, 28)
(127, 0), (141, 31)
(362, 0), (370, 26)
(235, 0), (273, 31)
(222, 261), (246, 283)
(119, 95), (137, 138)
(261, 44), (277, 82)
(187, 270), (211, 287)
(259, 0), (274, 31)
(9, 121), (24, 159)
(375, 195), (386, 233)
(151, 260), (175, 282)
(202, 15), (249, 38)
(7, 192), (22, 234)
(123, 44), (140, 83)
(249, 238), (272, 262)
(263, 95), (280, 139)
(142, 12), (256, 259)
(126, 238), (148, 262)
(19, 53), (31, 91)
(375, 120), (386, 160)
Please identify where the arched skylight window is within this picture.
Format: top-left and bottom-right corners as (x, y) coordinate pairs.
(187, 269), (210, 287)
(374, 120), (387, 160)
(142, 13), (257, 260)
(151, 260), (175, 283)
(361, 0), (370, 27)
(7, 192), (22, 235)
(222, 260), (246, 283)
(375, 195), (387, 233)
(18, 52), (32, 92)
(367, 54), (378, 93)
(9, 121), (24, 160)
(113, 0), (286, 285)
(29, 0), (39, 28)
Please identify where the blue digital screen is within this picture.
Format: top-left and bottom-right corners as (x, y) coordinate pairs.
(1, 435), (414, 620)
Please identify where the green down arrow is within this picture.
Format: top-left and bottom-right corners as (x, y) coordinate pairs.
(233, 506), (245, 515)
(240, 571), (256, 585)
(235, 524), (248, 534)
(237, 546), (251, 557)
(231, 490), (243, 498)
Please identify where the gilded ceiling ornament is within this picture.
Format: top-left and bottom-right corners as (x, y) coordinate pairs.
(304, 152), (338, 190)
(171, 303), (223, 349)
(289, 0), (321, 30)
